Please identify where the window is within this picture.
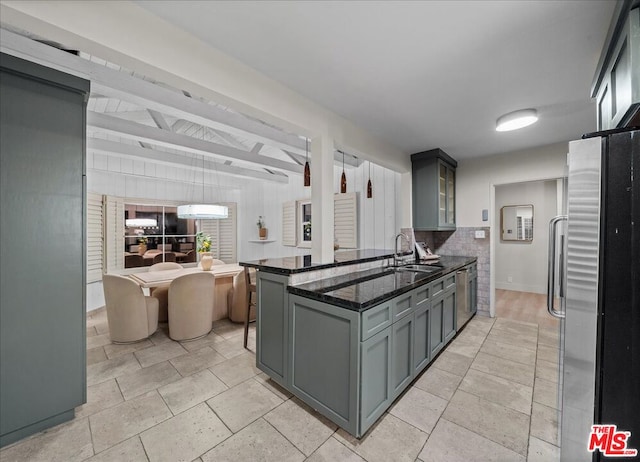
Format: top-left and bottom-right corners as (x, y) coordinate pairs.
(124, 204), (197, 268)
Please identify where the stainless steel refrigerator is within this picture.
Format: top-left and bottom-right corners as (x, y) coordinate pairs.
(547, 127), (639, 461)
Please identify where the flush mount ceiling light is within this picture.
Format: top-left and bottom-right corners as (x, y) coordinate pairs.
(496, 108), (538, 132)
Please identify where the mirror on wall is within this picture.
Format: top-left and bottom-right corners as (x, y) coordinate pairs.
(501, 204), (534, 241)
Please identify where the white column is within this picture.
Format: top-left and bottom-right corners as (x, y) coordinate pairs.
(311, 135), (334, 263)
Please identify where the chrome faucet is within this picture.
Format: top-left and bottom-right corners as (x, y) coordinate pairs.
(394, 232), (409, 267)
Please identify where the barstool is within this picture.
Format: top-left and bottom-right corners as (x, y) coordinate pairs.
(243, 268), (257, 349)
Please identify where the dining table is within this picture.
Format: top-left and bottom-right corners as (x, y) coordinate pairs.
(129, 263), (243, 321)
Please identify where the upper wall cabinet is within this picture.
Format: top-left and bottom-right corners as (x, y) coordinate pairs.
(593, 6), (640, 130)
(411, 149), (457, 231)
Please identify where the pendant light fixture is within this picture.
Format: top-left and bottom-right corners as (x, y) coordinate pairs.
(367, 161), (373, 199)
(303, 137), (311, 187)
(340, 151), (347, 193)
(178, 126), (229, 219)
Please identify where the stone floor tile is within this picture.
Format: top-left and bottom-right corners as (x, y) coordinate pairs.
(169, 346), (226, 377)
(418, 418), (525, 462)
(536, 344), (560, 365)
(537, 328), (560, 348)
(211, 335), (250, 359)
(89, 391), (172, 453)
(87, 347), (107, 366)
(158, 369), (228, 415)
(535, 358), (559, 383)
(486, 329), (538, 351)
(254, 373), (293, 401)
(148, 326), (172, 346)
(209, 352), (260, 387)
(87, 333), (112, 350)
(140, 403), (231, 462)
(334, 413), (428, 462)
(94, 322), (109, 335)
(305, 436), (365, 462)
(432, 351), (474, 377)
(84, 436), (148, 462)
(527, 435), (560, 462)
(103, 339), (154, 360)
(0, 418), (93, 462)
(480, 340), (536, 366)
(211, 321), (244, 340)
(530, 402), (560, 446)
(443, 390), (530, 456)
(178, 330), (225, 352)
(116, 361), (181, 400)
(134, 341), (188, 368)
(413, 367), (462, 401)
(444, 337), (482, 359)
(471, 352), (535, 387)
(87, 326), (98, 337)
(459, 368), (533, 415)
(87, 353), (141, 386)
(200, 418), (304, 462)
(264, 398), (337, 456)
(75, 378), (123, 419)
(206, 378), (283, 432)
(389, 387), (448, 434)
(533, 377), (560, 409)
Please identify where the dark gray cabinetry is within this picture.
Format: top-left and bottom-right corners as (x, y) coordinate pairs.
(259, 269), (459, 437)
(360, 327), (392, 432)
(411, 149), (457, 231)
(256, 272), (289, 387)
(468, 263), (478, 316)
(593, 6), (639, 130)
(0, 54), (89, 447)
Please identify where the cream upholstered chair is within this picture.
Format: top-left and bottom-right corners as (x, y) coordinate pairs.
(227, 268), (256, 323)
(102, 274), (159, 343)
(168, 272), (215, 341)
(148, 262), (183, 322)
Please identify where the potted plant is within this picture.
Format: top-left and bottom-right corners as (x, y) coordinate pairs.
(137, 233), (148, 256)
(196, 231), (213, 270)
(257, 216), (267, 240)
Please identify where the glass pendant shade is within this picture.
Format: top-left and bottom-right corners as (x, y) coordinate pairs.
(340, 152), (347, 193)
(177, 204), (228, 219)
(304, 161), (311, 187)
(367, 178), (372, 198)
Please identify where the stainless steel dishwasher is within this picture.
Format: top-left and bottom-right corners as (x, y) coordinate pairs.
(456, 268), (471, 329)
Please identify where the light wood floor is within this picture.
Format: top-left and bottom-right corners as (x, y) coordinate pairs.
(495, 289), (561, 329)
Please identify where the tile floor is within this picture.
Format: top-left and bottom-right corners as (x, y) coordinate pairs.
(1, 291), (562, 462)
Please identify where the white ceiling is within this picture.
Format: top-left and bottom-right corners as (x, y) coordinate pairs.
(135, 0), (617, 160)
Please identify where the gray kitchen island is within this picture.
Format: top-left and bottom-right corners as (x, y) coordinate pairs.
(240, 250), (477, 437)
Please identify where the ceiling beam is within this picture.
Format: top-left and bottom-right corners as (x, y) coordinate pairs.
(147, 109), (172, 131)
(87, 138), (288, 183)
(87, 111), (303, 174)
(0, 28), (307, 154)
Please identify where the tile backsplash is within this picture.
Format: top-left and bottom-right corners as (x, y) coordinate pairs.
(415, 227), (491, 316)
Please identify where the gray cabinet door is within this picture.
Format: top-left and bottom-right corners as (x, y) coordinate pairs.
(1, 54), (88, 446)
(391, 313), (414, 398)
(256, 272), (289, 387)
(430, 295), (444, 357)
(411, 150), (457, 231)
(443, 290), (457, 342)
(360, 326), (392, 434)
(413, 303), (430, 374)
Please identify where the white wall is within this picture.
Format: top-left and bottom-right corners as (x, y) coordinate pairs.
(456, 142), (567, 227)
(495, 180), (559, 293)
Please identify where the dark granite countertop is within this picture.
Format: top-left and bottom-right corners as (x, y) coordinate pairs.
(239, 249), (401, 275)
(288, 256), (477, 311)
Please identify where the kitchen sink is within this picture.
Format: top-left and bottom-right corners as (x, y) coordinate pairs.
(389, 264), (443, 274)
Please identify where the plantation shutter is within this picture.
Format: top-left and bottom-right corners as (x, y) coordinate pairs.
(104, 195), (125, 272)
(198, 202), (236, 262)
(334, 192), (358, 249)
(86, 192), (104, 283)
(282, 201), (296, 246)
